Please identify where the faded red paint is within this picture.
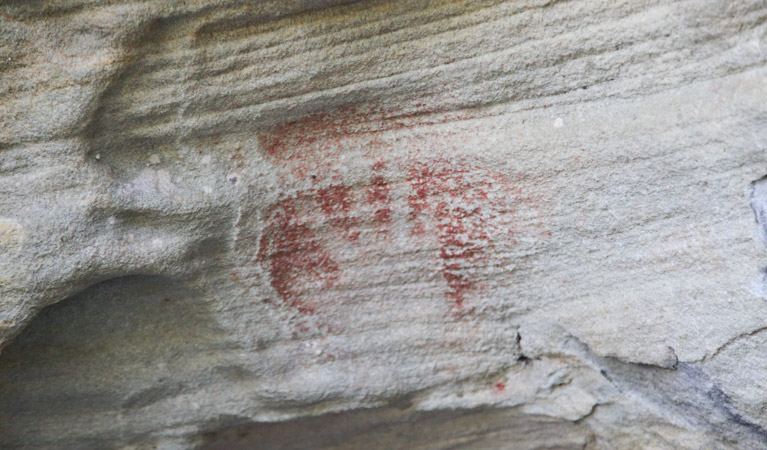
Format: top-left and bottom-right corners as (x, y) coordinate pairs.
(317, 185), (353, 216)
(257, 198), (340, 315)
(374, 207), (391, 222)
(366, 161), (393, 228)
(252, 100), (547, 330)
(257, 101), (475, 181)
(296, 321), (310, 333)
(366, 175), (390, 204)
(495, 381), (506, 392)
(258, 103), (389, 180)
(230, 150), (244, 169)
(317, 184), (361, 242)
(371, 160), (386, 171)
(407, 159), (515, 311)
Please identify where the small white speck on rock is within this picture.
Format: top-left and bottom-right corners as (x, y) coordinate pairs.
(553, 117), (564, 128)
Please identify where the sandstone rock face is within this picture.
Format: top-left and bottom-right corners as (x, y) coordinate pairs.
(1, 0), (767, 448)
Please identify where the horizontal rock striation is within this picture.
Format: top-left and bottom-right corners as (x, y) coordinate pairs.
(1, 0), (767, 448)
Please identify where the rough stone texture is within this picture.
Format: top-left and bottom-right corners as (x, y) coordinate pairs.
(1, 0), (767, 448)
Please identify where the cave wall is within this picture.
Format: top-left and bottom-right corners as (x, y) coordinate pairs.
(1, 0), (767, 448)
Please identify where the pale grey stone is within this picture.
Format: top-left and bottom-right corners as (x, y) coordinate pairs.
(1, 0), (767, 448)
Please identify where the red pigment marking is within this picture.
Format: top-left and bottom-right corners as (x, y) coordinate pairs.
(406, 159), (528, 312)
(253, 100), (542, 324)
(317, 184), (360, 242)
(374, 208), (391, 222)
(258, 104), (388, 180)
(366, 175), (390, 203)
(231, 150), (244, 169)
(257, 198), (340, 315)
(366, 161), (393, 227)
(257, 101), (475, 181)
(255, 176), (393, 323)
(407, 161), (488, 309)
(317, 185), (353, 216)
(495, 382), (506, 392)
(259, 104), (363, 158)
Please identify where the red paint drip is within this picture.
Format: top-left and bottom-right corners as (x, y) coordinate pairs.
(495, 382), (506, 392)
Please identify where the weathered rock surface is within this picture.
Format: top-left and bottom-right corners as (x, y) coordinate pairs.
(1, 0), (767, 448)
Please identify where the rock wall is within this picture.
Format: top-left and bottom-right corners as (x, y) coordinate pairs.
(1, 0), (767, 448)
